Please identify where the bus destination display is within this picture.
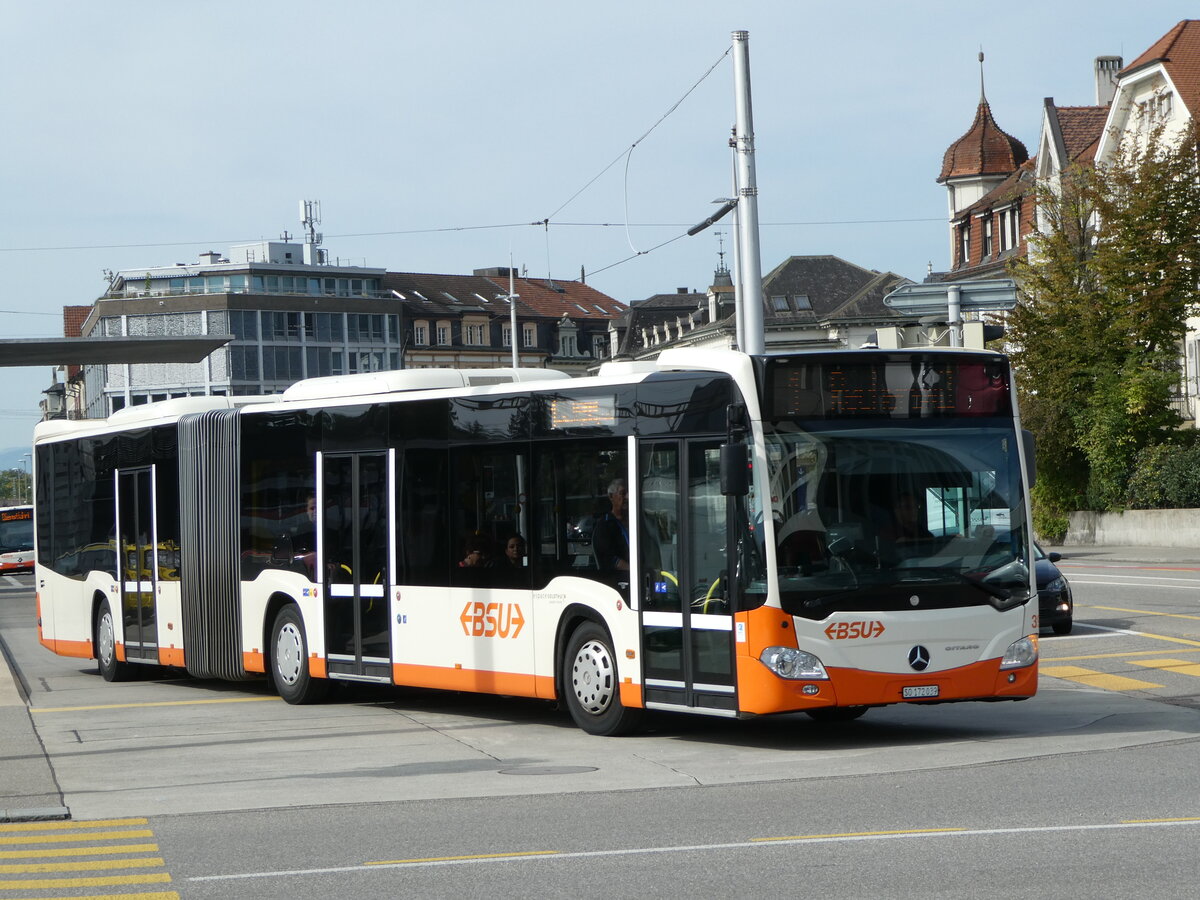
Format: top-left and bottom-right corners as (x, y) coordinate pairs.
(769, 359), (1010, 419)
(548, 396), (617, 429)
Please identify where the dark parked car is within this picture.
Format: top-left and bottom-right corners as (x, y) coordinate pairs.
(1036, 544), (1073, 635)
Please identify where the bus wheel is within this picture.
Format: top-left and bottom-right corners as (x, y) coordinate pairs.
(270, 605), (328, 705)
(95, 600), (133, 682)
(563, 622), (642, 736)
(805, 706), (868, 723)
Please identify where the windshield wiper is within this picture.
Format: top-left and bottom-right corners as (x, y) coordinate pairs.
(894, 566), (1012, 600)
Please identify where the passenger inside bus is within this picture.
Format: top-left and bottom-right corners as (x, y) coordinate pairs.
(592, 478), (629, 572)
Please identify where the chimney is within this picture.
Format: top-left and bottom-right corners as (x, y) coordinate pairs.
(1095, 56), (1122, 106)
(198, 251), (222, 265)
(676, 287), (689, 294)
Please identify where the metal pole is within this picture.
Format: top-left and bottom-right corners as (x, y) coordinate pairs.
(731, 160), (745, 351)
(947, 284), (962, 348)
(732, 30), (765, 356)
(509, 260), (519, 369)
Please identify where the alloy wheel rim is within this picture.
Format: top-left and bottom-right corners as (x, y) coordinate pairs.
(275, 622), (303, 685)
(571, 639), (614, 714)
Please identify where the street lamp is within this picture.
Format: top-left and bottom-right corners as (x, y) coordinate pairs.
(20, 454), (31, 505)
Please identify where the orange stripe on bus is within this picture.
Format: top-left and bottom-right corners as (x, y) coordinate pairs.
(391, 662), (550, 699)
(159, 646), (185, 667)
(242, 651), (265, 673)
(619, 680), (643, 709)
(49, 638), (93, 660)
(309, 656), (326, 679)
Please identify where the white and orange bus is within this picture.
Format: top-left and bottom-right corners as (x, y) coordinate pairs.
(32, 348), (1039, 734)
(0, 505), (34, 573)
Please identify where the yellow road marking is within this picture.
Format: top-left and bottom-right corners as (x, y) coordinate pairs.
(0, 871), (170, 889)
(1130, 658), (1200, 677)
(1122, 816), (1200, 823)
(366, 850), (559, 865)
(1089, 609), (1200, 638)
(0, 830), (153, 846)
(0, 820), (147, 834)
(1040, 665), (1162, 691)
(15, 894), (180, 900)
(0, 844), (158, 860)
(30, 697), (280, 714)
(0, 857), (163, 874)
(1044, 648), (1200, 663)
(752, 827), (967, 842)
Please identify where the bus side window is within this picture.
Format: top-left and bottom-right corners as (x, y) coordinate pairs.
(449, 446), (529, 589)
(398, 448), (450, 587)
(532, 442), (626, 589)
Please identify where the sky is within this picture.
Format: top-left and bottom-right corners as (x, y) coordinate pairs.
(1, 0), (1196, 449)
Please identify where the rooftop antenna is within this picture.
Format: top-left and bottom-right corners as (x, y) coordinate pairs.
(300, 200), (324, 265)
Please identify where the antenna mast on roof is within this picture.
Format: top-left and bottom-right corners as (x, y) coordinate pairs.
(300, 200), (325, 265)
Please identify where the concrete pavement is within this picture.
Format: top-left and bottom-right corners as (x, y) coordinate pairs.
(0, 630), (68, 822)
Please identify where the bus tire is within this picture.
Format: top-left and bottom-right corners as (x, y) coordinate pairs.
(562, 621), (642, 736)
(95, 599), (133, 682)
(805, 705), (868, 723)
(270, 605), (327, 705)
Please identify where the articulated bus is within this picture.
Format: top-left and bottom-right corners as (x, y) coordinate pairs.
(33, 348), (1039, 735)
(0, 505), (34, 573)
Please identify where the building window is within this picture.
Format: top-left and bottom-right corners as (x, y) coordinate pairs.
(771, 296), (789, 312)
(463, 322), (487, 346)
(793, 294), (811, 310)
(523, 324), (536, 348)
(502, 325), (512, 347)
(413, 322), (428, 345)
(982, 216), (993, 258)
(958, 223), (970, 267)
(436, 322), (450, 346)
(593, 336), (607, 359)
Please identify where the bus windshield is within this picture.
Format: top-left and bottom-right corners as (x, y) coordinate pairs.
(764, 420), (1030, 619)
(0, 508), (33, 554)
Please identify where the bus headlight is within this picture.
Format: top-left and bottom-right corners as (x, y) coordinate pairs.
(1000, 636), (1038, 670)
(760, 647), (829, 680)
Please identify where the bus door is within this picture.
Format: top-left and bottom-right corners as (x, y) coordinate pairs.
(115, 467), (158, 662)
(319, 451), (393, 683)
(638, 439), (737, 715)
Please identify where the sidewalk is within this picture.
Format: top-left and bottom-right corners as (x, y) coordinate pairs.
(0, 636), (69, 822)
(1044, 544), (1200, 566)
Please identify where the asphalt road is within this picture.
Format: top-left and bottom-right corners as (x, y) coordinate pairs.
(2, 557), (1200, 899)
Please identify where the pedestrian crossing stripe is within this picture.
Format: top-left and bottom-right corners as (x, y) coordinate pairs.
(0, 818), (175, 898)
(1040, 665), (1163, 691)
(1130, 658), (1200, 677)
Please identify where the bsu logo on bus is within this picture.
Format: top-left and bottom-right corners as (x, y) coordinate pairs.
(460, 602), (526, 639)
(824, 620), (885, 640)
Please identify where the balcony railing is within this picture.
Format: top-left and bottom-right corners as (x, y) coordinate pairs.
(1168, 394), (1195, 422)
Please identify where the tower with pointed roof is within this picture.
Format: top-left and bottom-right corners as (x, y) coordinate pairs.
(937, 53), (1029, 265)
(938, 53), (1030, 209)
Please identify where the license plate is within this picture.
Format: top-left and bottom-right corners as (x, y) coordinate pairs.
(903, 685), (939, 699)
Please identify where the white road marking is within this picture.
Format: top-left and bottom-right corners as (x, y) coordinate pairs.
(188, 818), (1200, 882)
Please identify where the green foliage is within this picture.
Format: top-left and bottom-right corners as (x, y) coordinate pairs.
(1126, 439), (1200, 509)
(1009, 118), (1200, 516)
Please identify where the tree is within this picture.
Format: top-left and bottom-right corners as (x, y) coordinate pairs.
(1009, 118), (1200, 535)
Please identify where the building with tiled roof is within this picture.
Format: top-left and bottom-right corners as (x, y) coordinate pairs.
(1095, 20), (1200, 165)
(610, 256), (913, 360)
(937, 54), (1029, 226)
(62, 226), (625, 418)
(936, 56), (1118, 283)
